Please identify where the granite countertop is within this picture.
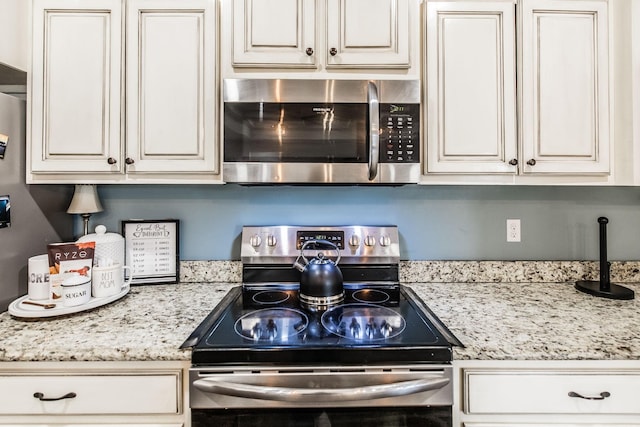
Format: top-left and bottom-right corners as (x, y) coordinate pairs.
(1, 279), (639, 362)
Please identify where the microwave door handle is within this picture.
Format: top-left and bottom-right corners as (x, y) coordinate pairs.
(193, 377), (449, 403)
(367, 81), (380, 181)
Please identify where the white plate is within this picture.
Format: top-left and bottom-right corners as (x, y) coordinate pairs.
(8, 285), (130, 319)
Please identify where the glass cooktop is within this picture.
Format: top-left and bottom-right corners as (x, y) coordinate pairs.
(186, 285), (461, 365)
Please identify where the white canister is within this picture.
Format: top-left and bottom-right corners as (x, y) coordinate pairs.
(77, 225), (125, 268)
(61, 274), (91, 307)
(28, 254), (51, 300)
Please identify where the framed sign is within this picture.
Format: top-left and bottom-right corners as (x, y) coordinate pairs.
(122, 219), (180, 284)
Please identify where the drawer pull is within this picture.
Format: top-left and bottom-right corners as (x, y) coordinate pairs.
(33, 392), (77, 402)
(568, 391), (611, 400)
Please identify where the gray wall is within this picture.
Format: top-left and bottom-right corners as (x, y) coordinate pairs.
(0, 93), (72, 311)
(85, 184), (640, 261)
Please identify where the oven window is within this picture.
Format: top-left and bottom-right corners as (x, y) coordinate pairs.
(224, 103), (367, 162)
(192, 406), (451, 427)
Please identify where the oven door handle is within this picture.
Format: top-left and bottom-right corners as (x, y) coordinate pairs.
(367, 80), (380, 181)
(193, 377), (449, 402)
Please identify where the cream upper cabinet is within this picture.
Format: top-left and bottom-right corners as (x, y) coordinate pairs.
(0, 0), (28, 71)
(325, 0), (410, 68)
(425, 0), (517, 174)
(126, 0), (217, 174)
(29, 0), (123, 175)
(29, 0), (219, 183)
(232, 0), (317, 68)
(520, 0), (610, 175)
(231, 0), (411, 69)
(423, 0), (610, 179)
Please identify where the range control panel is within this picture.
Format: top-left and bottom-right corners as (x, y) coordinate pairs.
(241, 225), (400, 265)
(379, 103), (419, 163)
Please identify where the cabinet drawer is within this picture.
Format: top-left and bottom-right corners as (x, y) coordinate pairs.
(0, 373), (180, 415)
(464, 370), (640, 415)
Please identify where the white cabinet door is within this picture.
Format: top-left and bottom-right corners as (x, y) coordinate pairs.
(425, 0), (517, 174)
(232, 0), (317, 67)
(0, 0), (28, 71)
(520, 0), (610, 174)
(126, 0), (218, 174)
(466, 371), (640, 415)
(30, 0), (122, 174)
(326, 0), (410, 68)
(0, 374), (179, 415)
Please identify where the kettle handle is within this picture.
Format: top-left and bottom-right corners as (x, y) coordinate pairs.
(299, 240), (341, 266)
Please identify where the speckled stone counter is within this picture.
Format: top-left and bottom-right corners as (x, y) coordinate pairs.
(0, 283), (233, 362)
(1, 278), (639, 362)
(408, 281), (640, 360)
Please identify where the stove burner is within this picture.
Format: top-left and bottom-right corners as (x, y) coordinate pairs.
(234, 308), (308, 341)
(321, 304), (406, 341)
(252, 290), (290, 305)
(351, 289), (390, 304)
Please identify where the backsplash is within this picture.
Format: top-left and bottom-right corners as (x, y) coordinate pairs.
(180, 260), (640, 284)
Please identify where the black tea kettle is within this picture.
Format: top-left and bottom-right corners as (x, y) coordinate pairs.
(293, 240), (344, 310)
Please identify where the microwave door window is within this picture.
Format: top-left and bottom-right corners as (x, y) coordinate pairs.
(224, 103), (367, 162)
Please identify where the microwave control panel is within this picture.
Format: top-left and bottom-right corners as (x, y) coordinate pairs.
(379, 103), (420, 163)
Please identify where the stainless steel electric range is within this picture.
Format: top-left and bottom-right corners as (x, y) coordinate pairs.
(182, 226), (463, 427)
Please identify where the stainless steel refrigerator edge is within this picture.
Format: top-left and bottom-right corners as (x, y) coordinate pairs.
(0, 91), (73, 312)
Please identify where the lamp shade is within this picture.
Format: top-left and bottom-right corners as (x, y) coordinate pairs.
(67, 184), (103, 214)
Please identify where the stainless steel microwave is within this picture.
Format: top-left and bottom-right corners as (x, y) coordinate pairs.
(223, 79), (420, 184)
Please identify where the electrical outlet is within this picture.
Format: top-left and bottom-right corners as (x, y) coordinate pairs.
(506, 219), (521, 242)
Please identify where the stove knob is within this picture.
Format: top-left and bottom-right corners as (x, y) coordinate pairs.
(348, 234), (361, 247)
(251, 323), (262, 340)
(349, 318), (361, 339)
(266, 234), (277, 247)
(365, 318), (377, 339)
(250, 234), (262, 247)
(266, 319), (278, 340)
(379, 235), (391, 247)
(364, 235), (377, 247)
(380, 320), (393, 338)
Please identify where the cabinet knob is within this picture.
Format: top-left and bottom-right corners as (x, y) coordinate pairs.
(526, 159), (536, 166)
(306, 47), (314, 56)
(125, 157), (135, 165)
(329, 47), (337, 56)
(508, 158), (518, 166)
(107, 157), (117, 165)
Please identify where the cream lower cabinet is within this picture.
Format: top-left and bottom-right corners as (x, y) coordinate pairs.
(0, 361), (188, 426)
(424, 0), (610, 180)
(455, 360), (640, 427)
(29, 0), (219, 184)
(230, 0), (411, 69)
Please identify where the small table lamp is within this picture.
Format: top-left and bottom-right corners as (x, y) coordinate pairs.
(67, 184), (104, 236)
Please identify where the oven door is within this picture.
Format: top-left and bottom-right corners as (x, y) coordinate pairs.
(190, 365), (453, 427)
(191, 406), (451, 427)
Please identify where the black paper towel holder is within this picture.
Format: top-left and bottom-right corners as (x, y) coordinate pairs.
(575, 217), (635, 300)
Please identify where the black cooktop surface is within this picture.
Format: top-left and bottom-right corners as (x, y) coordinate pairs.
(185, 285), (462, 365)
